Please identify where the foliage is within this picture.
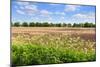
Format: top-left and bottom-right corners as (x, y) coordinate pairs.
(12, 33), (96, 66)
(13, 22), (20, 27)
(12, 22), (95, 27)
(21, 22), (29, 27)
(29, 22), (35, 27)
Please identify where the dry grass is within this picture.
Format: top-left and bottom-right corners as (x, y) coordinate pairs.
(11, 27), (96, 66)
(12, 27), (95, 41)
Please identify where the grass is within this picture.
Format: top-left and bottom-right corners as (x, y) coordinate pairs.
(11, 33), (96, 66)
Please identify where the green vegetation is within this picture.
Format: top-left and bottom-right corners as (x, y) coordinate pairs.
(12, 22), (96, 27)
(12, 33), (96, 66)
(13, 22), (20, 27)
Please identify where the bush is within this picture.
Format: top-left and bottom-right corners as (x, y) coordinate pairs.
(12, 43), (95, 66)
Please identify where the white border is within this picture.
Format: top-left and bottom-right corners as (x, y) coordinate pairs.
(0, 0), (10, 67)
(23, 0), (96, 5)
(0, 0), (99, 67)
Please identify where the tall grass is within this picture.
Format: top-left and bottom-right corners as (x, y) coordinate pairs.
(12, 33), (96, 66)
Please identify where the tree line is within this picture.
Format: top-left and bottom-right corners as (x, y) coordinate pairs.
(11, 22), (96, 27)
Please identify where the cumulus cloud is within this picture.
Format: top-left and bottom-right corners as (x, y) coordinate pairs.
(16, 1), (38, 15)
(64, 5), (80, 12)
(40, 10), (52, 16)
(16, 1), (29, 6)
(88, 12), (95, 19)
(61, 12), (66, 15)
(24, 5), (38, 14)
(46, 16), (52, 21)
(16, 10), (25, 15)
(73, 13), (95, 19)
(25, 5), (37, 10)
(72, 12), (95, 23)
(55, 12), (65, 15)
(73, 14), (86, 18)
(61, 16), (65, 19)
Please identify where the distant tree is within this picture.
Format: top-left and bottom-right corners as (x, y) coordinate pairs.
(12, 21), (95, 27)
(93, 24), (96, 27)
(90, 23), (96, 27)
(29, 22), (35, 27)
(73, 23), (77, 27)
(43, 22), (49, 27)
(35, 22), (39, 26)
(53, 23), (56, 27)
(13, 22), (20, 27)
(84, 22), (89, 27)
(56, 23), (61, 27)
(67, 23), (72, 27)
(79, 23), (84, 27)
(38, 23), (42, 27)
(62, 23), (67, 27)
(22, 22), (28, 27)
(50, 23), (54, 27)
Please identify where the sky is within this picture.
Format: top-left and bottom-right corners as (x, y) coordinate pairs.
(11, 1), (96, 24)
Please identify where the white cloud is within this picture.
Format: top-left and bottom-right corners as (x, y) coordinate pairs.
(73, 13), (95, 19)
(35, 17), (39, 20)
(16, 2), (29, 6)
(25, 5), (38, 11)
(55, 12), (65, 15)
(40, 10), (52, 16)
(16, 10), (25, 15)
(61, 16), (65, 19)
(48, 16), (52, 20)
(88, 12), (95, 19)
(17, 3), (38, 15)
(61, 12), (66, 15)
(16, 1), (38, 15)
(73, 14), (86, 18)
(64, 5), (80, 12)
(72, 12), (95, 23)
(24, 5), (38, 14)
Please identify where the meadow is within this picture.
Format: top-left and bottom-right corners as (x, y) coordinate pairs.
(11, 27), (96, 66)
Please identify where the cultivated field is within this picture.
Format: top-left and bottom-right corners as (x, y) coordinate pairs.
(11, 27), (96, 66)
(12, 27), (95, 41)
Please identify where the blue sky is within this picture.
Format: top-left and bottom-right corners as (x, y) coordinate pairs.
(12, 1), (96, 24)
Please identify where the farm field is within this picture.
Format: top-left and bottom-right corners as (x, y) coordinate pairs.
(11, 1), (96, 66)
(12, 27), (95, 41)
(11, 27), (96, 66)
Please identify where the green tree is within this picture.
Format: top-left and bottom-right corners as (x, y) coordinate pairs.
(62, 23), (67, 27)
(50, 23), (54, 27)
(79, 23), (84, 27)
(93, 23), (95, 27)
(13, 22), (20, 27)
(22, 22), (28, 27)
(43, 22), (49, 27)
(29, 22), (35, 27)
(35, 22), (40, 27)
(56, 23), (61, 27)
(84, 22), (91, 27)
(73, 23), (77, 27)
